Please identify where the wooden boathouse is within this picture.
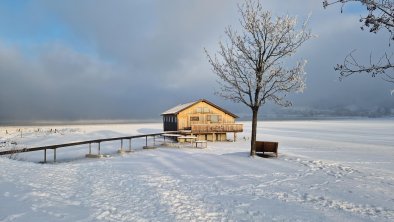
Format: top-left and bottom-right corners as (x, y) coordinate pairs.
(162, 99), (243, 141)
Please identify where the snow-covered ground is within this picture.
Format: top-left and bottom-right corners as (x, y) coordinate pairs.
(0, 119), (393, 221)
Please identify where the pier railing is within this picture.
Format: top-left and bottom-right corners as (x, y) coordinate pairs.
(0, 132), (166, 163)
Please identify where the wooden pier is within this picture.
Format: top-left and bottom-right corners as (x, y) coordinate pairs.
(0, 132), (165, 163)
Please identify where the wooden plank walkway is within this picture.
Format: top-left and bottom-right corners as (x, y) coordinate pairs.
(0, 132), (166, 162)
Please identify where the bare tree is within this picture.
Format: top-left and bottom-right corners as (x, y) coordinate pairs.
(323, 0), (394, 83)
(205, 0), (312, 156)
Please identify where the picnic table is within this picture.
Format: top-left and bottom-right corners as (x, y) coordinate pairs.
(162, 134), (182, 142)
(162, 134), (183, 137)
(178, 136), (197, 144)
(194, 140), (207, 148)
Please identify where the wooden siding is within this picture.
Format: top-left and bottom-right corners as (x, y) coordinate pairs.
(177, 101), (236, 130)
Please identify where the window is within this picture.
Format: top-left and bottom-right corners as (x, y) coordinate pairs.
(196, 107), (210, 113)
(166, 116), (172, 123)
(207, 115), (221, 123)
(190, 116), (199, 121)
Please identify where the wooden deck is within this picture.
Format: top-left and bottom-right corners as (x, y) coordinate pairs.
(191, 123), (243, 134)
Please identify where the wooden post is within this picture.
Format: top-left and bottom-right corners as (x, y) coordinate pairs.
(89, 143), (91, 154)
(145, 136), (148, 147)
(129, 139), (131, 151)
(44, 149), (47, 163)
(212, 133), (216, 142)
(98, 142), (101, 155)
(234, 132), (237, 142)
(54, 149), (56, 162)
(153, 136), (155, 146)
(120, 139), (123, 151)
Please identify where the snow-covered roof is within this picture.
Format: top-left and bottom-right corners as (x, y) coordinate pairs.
(161, 99), (239, 118)
(161, 101), (196, 115)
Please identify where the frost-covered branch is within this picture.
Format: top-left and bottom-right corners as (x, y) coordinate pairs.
(324, 0), (394, 84)
(336, 50), (394, 82)
(323, 0), (394, 38)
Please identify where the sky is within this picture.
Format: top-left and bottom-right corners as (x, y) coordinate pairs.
(0, 0), (393, 123)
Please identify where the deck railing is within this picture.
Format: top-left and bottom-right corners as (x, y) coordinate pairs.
(191, 124), (243, 133)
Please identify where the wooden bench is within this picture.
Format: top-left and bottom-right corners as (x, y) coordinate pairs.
(255, 141), (278, 157)
(194, 140), (207, 148)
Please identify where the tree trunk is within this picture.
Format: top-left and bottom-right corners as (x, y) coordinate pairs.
(250, 108), (259, 156)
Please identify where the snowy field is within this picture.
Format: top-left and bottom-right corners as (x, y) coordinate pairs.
(0, 119), (393, 221)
